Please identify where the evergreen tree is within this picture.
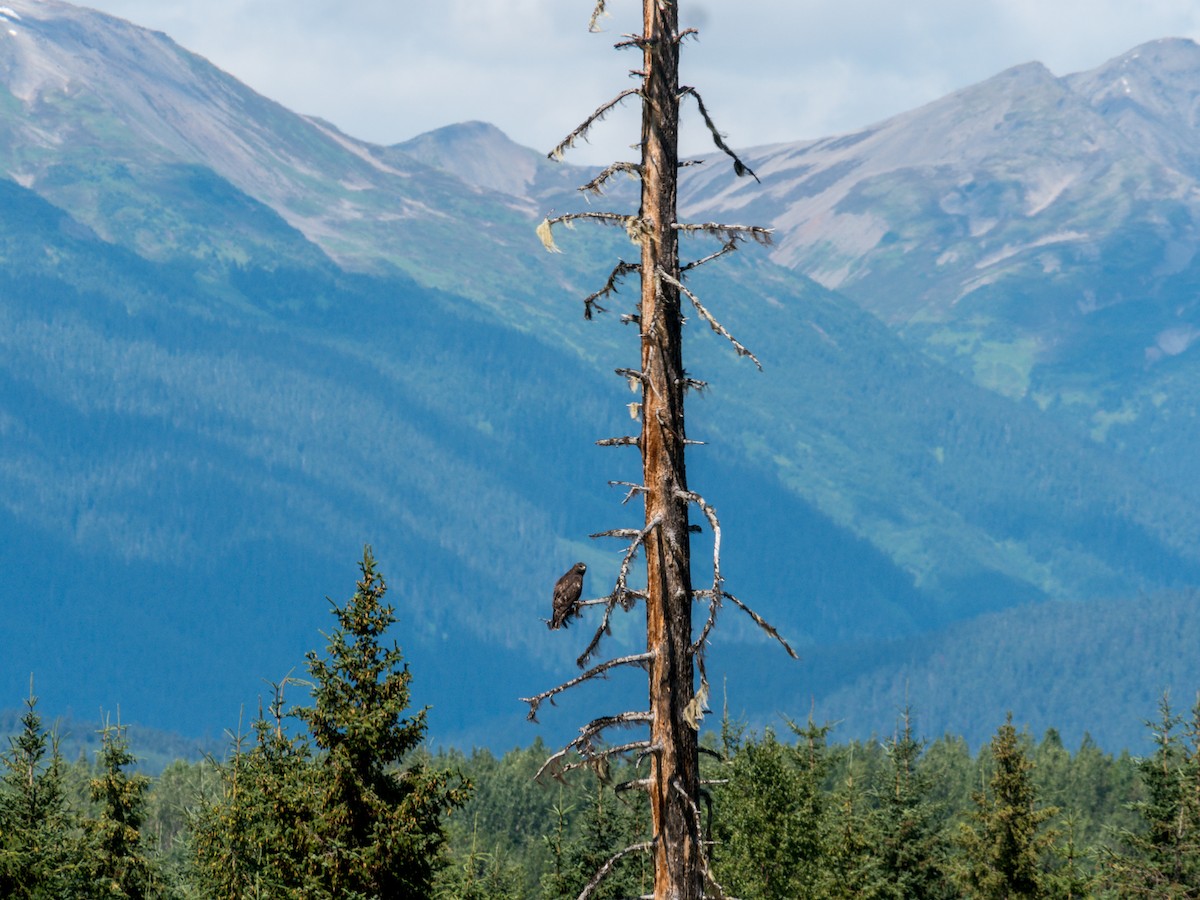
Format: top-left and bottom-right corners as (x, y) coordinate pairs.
(294, 545), (469, 898)
(0, 687), (79, 898)
(712, 718), (830, 899)
(957, 713), (1060, 899)
(870, 709), (954, 899)
(434, 820), (524, 900)
(80, 718), (160, 899)
(825, 753), (887, 899)
(1101, 692), (1200, 897)
(191, 547), (468, 899)
(188, 710), (318, 898)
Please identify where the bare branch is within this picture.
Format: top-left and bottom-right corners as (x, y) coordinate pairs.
(588, 0), (609, 33)
(578, 516), (662, 668)
(580, 161), (643, 196)
(682, 238), (742, 273)
(581, 260), (640, 319)
(550, 88), (640, 161)
(657, 268), (762, 370)
(679, 86), (761, 182)
(615, 366), (647, 388)
(559, 740), (652, 777)
(590, 528), (642, 540)
(695, 589), (799, 659)
(677, 489), (723, 653)
(521, 653), (653, 721)
(615, 777), (653, 793)
(596, 435), (640, 448)
(607, 480), (648, 505)
(538, 212), (644, 253)
(674, 222), (774, 245)
(535, 711), (653, 782)
(577, 842), (655, 900)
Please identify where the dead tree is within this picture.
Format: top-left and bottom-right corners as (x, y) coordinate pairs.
(525, 3), (795, 898)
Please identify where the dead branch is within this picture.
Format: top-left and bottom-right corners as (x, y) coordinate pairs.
(608, 479), (648, 505)
(577, 841), (655, 900)
(578, 516), (661, 667)
(580, 161), (643, 196)
(679, 86), (761, 182)
(588, 0), (609, 32)
(581, 260), (640, 319)
(657, 268), (762, 370)
(615, 366), (647, 388)
(673, 222), (774, 245)
(591, 528), (641, 540)
(596, 435), (640, 448)
(682, 238), (742, 272)
(550, 88), (641, 161)
(676, 488), (723, 653)
(695, 589), (799, 659)
(615, 777), (653, 793)
(559, 740), (652, 777)
(538, 212), (642, 253)
(535, 711), (653, 782)
(521, 653), (654, 721)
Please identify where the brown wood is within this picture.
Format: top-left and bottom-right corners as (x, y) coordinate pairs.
(638, 2), (703, 897)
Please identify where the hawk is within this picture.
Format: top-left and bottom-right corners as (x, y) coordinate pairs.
(549, 562), (587, 630)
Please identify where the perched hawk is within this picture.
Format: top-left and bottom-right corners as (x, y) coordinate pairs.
(549, 562), (587, 630)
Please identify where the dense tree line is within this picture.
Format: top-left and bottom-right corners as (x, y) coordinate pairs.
(5, 550), (1200, 898)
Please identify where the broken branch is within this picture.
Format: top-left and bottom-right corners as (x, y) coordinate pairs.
(580, 259), (640, 319)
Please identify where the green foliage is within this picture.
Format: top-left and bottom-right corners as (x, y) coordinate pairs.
(190, 546), (469, 899)
(79, 719), (160, 899)
(711, 718), (832, 899)
(956, 713), (1060, 899)
(0, 688), (81, 898)
(869, 709), (955, 899)
(1101, 693), (1200, 897)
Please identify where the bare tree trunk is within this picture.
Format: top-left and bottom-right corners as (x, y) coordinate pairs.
(639, 3), (702, 898)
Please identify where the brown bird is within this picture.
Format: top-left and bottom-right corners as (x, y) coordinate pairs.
(549, 562), (587, 630)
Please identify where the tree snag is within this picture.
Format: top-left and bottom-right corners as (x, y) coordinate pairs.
(525, 3), (794, 898)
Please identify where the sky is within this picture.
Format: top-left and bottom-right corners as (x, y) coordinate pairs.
(76, 1), (1200, 164)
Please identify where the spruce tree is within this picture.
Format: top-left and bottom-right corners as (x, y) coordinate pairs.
(1101, 692), (1200, 897)
(957, 713), (1060, 899)
(295, 545), (469, 898)
(191, 547), (468, 899)
(0, 687), (78, 899)
(81, 719), (159, 899)
(712, 719), (829, 900)
(870, 709), (954, 900)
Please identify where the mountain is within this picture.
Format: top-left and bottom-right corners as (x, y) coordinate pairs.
(2, 0), (1200, 752)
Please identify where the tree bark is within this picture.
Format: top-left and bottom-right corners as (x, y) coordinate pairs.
(639, 3), (702, 897)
